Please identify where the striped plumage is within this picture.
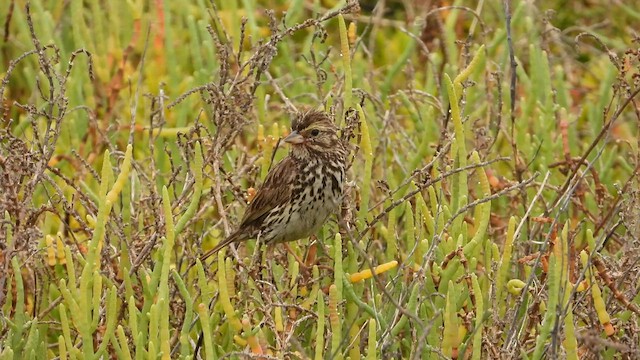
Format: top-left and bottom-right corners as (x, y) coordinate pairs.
(200, 109), (348, 261)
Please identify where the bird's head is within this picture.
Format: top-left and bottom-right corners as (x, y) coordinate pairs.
(284, 110), (344, 159)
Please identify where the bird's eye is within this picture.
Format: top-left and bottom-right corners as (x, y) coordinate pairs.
(310, 129), (320, 136)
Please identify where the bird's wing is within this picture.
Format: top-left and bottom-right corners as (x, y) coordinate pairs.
(239, 156), (298, 226)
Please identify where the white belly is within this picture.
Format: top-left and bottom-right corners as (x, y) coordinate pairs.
(271, 170), (342, 243)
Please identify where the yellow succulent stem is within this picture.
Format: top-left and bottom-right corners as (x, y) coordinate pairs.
(349, 261), (398, 283)
(218, 251), (242, 332)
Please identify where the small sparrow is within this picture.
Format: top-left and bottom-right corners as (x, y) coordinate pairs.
(200, 109), (348, 261)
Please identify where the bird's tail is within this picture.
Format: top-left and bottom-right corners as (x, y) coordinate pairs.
(199, 231), (240, 263)
(183, 231), (241, 277)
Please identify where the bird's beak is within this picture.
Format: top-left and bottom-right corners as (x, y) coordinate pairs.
(284, 131), (305, 144)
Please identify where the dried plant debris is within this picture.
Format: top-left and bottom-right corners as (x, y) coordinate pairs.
(1, 0), (640, 358)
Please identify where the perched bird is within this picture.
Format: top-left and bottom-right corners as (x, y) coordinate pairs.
(200, 109), (348, 261)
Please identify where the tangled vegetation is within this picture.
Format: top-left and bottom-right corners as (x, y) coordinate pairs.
(1, 0), (640, 358)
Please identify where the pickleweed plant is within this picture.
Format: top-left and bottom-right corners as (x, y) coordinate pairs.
(2, 1), (639, 359)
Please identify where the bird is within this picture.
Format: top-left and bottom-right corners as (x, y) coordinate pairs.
(199, 109), (349, 262)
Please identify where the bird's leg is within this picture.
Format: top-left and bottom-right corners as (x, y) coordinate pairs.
(263, 243), (280, 284)
(303, 237), (319, 268)
(284, 242), (307, 268)
(284, 236), (321, 280)
(248, 235), (265, 280)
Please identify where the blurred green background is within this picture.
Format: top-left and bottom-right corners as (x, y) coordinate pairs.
(1, 0), (639, 359)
